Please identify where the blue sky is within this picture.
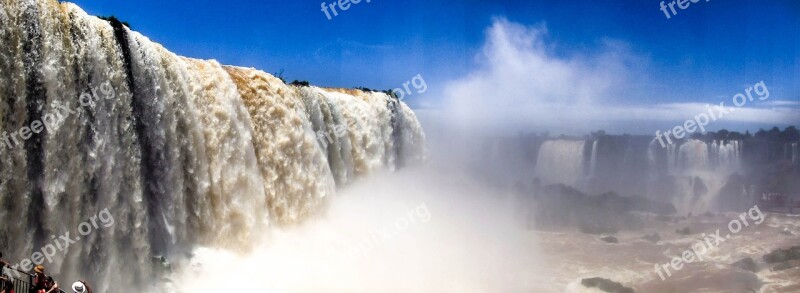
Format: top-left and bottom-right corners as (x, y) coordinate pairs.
(70, 0), (800, 133)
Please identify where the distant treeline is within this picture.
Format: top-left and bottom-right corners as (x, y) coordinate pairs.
(353, 87), (396, 98)
(524, 126), (800, 143)
(97, 16), (131, 29)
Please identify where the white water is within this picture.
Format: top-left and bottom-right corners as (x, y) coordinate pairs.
(534, 140), (586, 186)
(531, 138), (744, 215)
(588, 140), (598, 179)
(664, 139), (742, 214)
(0, 0), (426, 290)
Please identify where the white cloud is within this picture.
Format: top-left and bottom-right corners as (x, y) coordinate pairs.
(442, 18), (800, 134)
(759, 100), (800, 107)
(601, 103), (800, 124)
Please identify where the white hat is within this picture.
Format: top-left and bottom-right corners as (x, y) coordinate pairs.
(72, 281), (85, 293)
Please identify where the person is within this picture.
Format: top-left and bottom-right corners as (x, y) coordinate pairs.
(0, 252), (9, 272)
(70, 280), (92, 293)
(31, 265), (58, 293)
(0, 253), (13, 293)
(0, 275), (14, 293)
(45, 276), (58, 293)
(32, 265), (47, 292)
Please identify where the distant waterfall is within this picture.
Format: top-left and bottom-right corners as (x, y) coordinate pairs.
(662, 139), (742, 175)
(788, 142), (798, 164)
(589, 140), (598, 178)
(711, 140), (741, 171)
(0, 0), (426, 291)
(658, 139), (742, 214)
(665, 143), (679, 174)
(534, 140), (586, 186)
(677, 140), (710, 172)
(535, 137), (746, 214)
(646, 139), (660, 195)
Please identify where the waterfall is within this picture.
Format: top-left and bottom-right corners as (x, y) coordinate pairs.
(663, 139), (742, 175)
(534, 140), (586, 187)
(0, 0), (426, 291)
(588, 140), (598, 178)
(715, 140), (741, 171)
(540, 137), (749, 214)
(666, 142), (678, 174)
(657, 139), (742, 214)
(646, 139), (660, 197)
(678, 139), (710, 172)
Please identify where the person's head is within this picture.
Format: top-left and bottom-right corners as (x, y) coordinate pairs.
(72, 281), (86, 293)
(34, 265), (45, 274)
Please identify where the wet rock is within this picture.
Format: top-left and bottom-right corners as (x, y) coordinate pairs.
(581, 277), (634, 293)
(655, 215), (678, 223)
(763, 246), (800, 263)
(151, 255), (174, 283)
(771, 262), (797, 271)
(732, 257), (758, 272)
(601, 236), (619, 244)
(637, 267), (761, 292)
(642, 233), (661, 243)
(530, 184), (673, 233)
(580, 222), (618, 235)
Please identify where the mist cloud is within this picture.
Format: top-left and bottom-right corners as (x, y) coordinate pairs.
(443, 18), (800, 135)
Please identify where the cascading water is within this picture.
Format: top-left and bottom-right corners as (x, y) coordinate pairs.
(659, 139), (742, 214)
(534, 140), (586, 187)
(788, 142), (798, 164)
(0, 0), (426, 291)
(665, 143), (678, 174)
(711, 140), (741, 171)
(677, 140), (710, 171)
(588, 140), (598, 179)
(532, 137), (744, 215)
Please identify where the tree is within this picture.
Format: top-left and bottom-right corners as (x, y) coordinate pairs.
(717, 129), (730, 139)
(273, 68), (286, 83)
(354, 86), (375, 92)
(590, 130), (606, 139)
(755, 128), (767, 139)
(783, 126), (800, 141)
(98, 16), (131, 29)
(768, 127), (782, 141)
(290, 80), (310, 87)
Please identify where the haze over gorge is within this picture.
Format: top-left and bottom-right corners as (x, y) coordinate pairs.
(2, 0), (800, 292)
